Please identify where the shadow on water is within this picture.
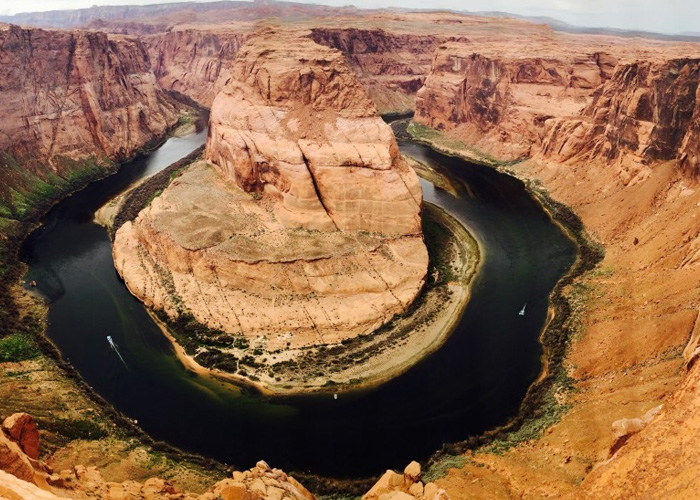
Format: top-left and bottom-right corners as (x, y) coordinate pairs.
(20, 130), (576, 478)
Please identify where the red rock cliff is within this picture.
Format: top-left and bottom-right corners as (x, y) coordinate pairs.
(414, 40), (617, 160)
(542, 58), (700, 177)
(309, 27), (445, 113)
(0, 23), (179, 164)
(145, 27), (248, 107)
(114, 28), (428, 354)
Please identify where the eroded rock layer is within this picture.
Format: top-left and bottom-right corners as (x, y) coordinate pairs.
(0, 24), (179, 163)
(414, 41), (618, 160)
(114, 29), (427, 349)
(309, 28), (446, 114)
(541, 58), (700, 177)
(145, 27), (249, 107)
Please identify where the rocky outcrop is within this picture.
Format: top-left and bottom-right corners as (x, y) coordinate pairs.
(145, 28), (248, 107)
(202, 460), (315, 500)
(414, 41), (617, 161)
(0, 24), (179, 163)
(309, 28), (446, 113)
(0, 469), (68, 500)
(114, 29), (427, 355)
(363, 461), (450, 500)
(2, 413), (39, 460)
(542, 58), (700, 176)
(0, 413), (315, 499)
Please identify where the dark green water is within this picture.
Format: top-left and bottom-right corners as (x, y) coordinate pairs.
(21, 130), (576, 478)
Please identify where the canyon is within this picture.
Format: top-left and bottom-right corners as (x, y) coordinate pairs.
(1, 2), (700, 499)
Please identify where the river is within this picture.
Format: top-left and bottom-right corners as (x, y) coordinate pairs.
(21, 127), (576, 478)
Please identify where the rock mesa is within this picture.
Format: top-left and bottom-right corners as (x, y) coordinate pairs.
(114, 29), (428, 351)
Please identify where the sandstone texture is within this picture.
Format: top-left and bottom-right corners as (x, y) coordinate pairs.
(2, 413), (39, 461)
(363, 461), (450, 500)
(542, 58), (700, 178)
(0, 24), (179, 163)
(414, 42), (618, 161)
(145, 27), (249, 107)
(5, 5), (700, 499)
(309, 28), (448, 114)
(114, 29), (427, 352)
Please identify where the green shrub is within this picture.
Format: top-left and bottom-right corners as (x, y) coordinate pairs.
(0, 333), (41, 362)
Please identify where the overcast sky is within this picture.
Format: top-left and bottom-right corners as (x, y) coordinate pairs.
(0, 0), (695, 35)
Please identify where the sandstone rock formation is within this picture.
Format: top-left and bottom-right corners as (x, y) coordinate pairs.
(309, 28), (446, 114)
(542, 58), (700, 177)
(406, 19), (700, 498)
(2, 413), (39, 460)
(0, 469), (68, 500)
(145, 27), (249, 107)
(114, 29), (427, 354)
(414, 41), (618, 161)
(201, 460), (315, 500)
(363, 461), (450, 500)
(0, 24), (179, 163)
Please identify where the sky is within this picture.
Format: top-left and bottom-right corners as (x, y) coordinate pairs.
(0, 0), (694, 35)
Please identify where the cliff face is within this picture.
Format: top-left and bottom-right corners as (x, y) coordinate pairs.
(145, 28), (248, 107)
(0, 24), (179, 164)
(415, 40), (700, 178)
(542, 58), (700, 176)
(414, 41), (617, 160)
(114, 29), (427, 353)
(309, 28), (447, 114)
(406, 24), (700, 499)
(205, 29), (423, 235)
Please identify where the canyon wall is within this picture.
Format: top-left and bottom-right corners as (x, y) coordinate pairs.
(542, 58), (700, 177)
(408, 27), (700, 499)
(414, 41), (617, 160)
(114, 28), (428, 353)
(309, 28), (446, 114)
(144, 28), (249, 107)
(414, 39), (700, 178)
(0, 24), (179, 164)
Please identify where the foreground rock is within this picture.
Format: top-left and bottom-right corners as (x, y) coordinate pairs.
(364, 461), (450, 500)
(0, 413), (315, 499)
(114, 28), (428, 356)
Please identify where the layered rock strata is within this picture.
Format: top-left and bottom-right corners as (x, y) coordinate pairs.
(145, 27), (249, 107)
(407, 25), (700, 499)
(0, 23), (179, 163)
(541, 58), (700, 177)
(414, 41), (618, 160)
(114, 29), (427, 350)
(309, 28), (447, 114)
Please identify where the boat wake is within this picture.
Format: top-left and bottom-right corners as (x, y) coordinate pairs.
(107, 336), (129, 369)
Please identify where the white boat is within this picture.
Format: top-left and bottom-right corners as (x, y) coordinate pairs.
(519, 303), (526, 316)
